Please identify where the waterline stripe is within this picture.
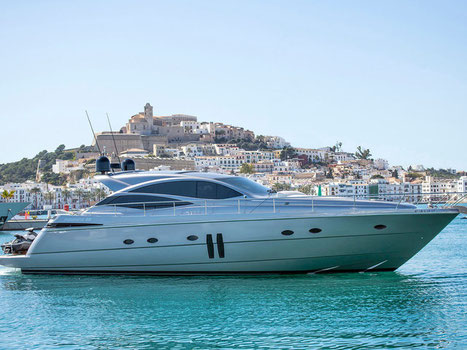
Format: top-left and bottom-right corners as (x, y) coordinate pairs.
(21, 251), (409, 270)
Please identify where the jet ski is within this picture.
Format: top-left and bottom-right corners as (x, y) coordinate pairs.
(1, 228), (37, 255)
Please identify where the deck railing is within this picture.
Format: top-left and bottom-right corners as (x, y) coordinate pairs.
(85, 192), (466, 217)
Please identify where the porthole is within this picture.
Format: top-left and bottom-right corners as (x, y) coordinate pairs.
(309, 228), (322, 234)
(187, 235), (199, 241)
(281, 230), (294, 236)
(147, 238), (158, 243)
(123, 239), (134, 245)
(374, 224), (387, 230)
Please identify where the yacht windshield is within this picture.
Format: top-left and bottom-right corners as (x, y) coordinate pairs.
(216, 177), (273, 196)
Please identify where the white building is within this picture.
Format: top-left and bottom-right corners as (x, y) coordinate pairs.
(52, 160), (85, 174)
(264, 136), (290, 149)
(294, 148), (328, 162)
(374, 159), (389, 170)
(457, 176), (467, 193)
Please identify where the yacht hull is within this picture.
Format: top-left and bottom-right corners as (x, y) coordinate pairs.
(0, 211), (457, 275)
(0, 202), (29, 226)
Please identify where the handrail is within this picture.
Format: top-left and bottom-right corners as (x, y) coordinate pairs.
(82, 192), (466, 218)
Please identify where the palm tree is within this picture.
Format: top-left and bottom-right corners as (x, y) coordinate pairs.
(30, 187), (41, 209)
(355, 146), (372, 160)
(44, 191), (55, 206)
(83, 191), (94, 206)
(1, 190), (9, 202)
(74, 189), (85, 208)
(62, 188), (71, 205)
(1, 190), (15, 203)
(94, 188), (107, 202)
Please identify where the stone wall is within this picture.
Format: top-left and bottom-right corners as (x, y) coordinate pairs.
(133, 158), (195, 171)
(94, 133), (144, 156)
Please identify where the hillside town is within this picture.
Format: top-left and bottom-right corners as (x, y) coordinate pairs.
(1, 103), (466, 210)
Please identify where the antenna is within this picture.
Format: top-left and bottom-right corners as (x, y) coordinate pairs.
(86, 110), (102, 155)
(106, 112), (121, 163)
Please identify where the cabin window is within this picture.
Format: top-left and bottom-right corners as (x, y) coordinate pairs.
(95, 194), (191, 209)
(131, 181), (242, 199)
(197, 181), (217, 199)
(131, 181), (197, 197)
(217, 184), (242, 199)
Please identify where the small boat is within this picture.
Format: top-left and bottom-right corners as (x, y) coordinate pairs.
(0, 202), (30, 227)
(1, 228), (37, 255)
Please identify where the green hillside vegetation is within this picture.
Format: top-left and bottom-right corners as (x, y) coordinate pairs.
(426, 168), (460, 179)
(0, 144), (76, 185)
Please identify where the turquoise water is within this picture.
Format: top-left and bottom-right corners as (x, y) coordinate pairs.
(0, 216), (465, 349)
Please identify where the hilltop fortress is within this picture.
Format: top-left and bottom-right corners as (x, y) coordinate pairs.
(94, 103), (255, 157)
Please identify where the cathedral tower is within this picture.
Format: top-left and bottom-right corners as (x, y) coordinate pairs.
(144, 103), (153, 132)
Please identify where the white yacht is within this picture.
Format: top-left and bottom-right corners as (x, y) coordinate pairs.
(0, 158), (462, 275)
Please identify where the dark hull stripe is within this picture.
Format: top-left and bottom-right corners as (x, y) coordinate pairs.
(206, 234), (214, 259)
(21, 268), (396, 276)
(20, 250), (408, 269)
(217, 233), (225, 258)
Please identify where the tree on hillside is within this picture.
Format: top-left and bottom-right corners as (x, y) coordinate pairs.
(280, 147), (297, 161)
(355, 146), (372, 160)
(0, 144), (78, 185)
(239, 163), (254, 174)
(55, 144), (66, 155)
(331, 141), (343, 153)
(41, 172), (67, 186)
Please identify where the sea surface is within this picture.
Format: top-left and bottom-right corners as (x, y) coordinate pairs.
(0, 214), (465, 349)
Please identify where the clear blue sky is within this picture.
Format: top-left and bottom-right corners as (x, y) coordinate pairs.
(1, 0), (466, 169)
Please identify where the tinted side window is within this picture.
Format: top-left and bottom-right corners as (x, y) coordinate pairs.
(97, 195), (175, 205)
(131, 181), (197, 197)
(96, 195), (191, 209)
(130, 180), (242, 199)
(216, 184), (242, 199)
(197, 181), (217, 199)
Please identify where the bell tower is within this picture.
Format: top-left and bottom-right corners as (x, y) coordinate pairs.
(144, 103), (153, 132)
